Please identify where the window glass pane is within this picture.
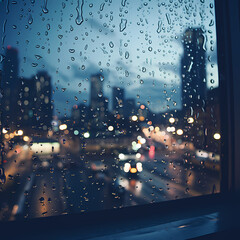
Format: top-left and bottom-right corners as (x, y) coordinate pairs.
(0, 0), (220, 221)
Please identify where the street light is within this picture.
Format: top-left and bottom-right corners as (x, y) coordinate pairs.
(15, 130), (23, 136)
(169, 117), (175, 124)
(131, 115), (138, 121)
(187, 117), (194, 124)
(2, 128), (8, 134)
(108, 126), (114, 131)
(83, 132), (90, 138)
(23, 136), (29, 142)
(213, 133), (221, 140)
(176, 129), (184, 136)
(59, 124), (67, 130)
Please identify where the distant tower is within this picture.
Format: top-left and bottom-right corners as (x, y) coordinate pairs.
(90, 74), (104, 110)
(181, 28), (207, 111)
(34, 71), (53, 131)
(1, 46), (20, 129)
(112, 87), (124, 118)
(18, 77), (35, 130)
(90, 74), (107, 129)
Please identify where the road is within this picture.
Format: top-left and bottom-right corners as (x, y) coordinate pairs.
(0, 143), (220, 221)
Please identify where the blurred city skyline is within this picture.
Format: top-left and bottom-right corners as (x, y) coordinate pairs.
(0, 0), (218, 116)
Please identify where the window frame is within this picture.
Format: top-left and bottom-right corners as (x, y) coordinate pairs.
(0, 0), (238, 235)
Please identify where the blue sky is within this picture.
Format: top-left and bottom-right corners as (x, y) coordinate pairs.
(0, 0), (218, 117)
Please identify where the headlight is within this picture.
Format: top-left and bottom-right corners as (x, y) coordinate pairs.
(119, 153), (125, 160)
(136, 162), (143, 172)
(136, 153), (141, 159)
(124, 163), (131, 172)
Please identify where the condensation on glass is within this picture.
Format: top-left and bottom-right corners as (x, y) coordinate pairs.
(0, 0), (220, 221)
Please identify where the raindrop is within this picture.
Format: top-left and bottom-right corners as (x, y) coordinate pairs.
(28, 14), (33, 25)
(69, 49), (75, 53)
(100, 75), (104, 82)
(157, 20), (162, 33)
(61, 88), (66, 92)
(190, 107), (193, 116)
(121, 0), (127, 7)
(35, 55), (42, 60)
(209, 19), (214, 27)
(39, 197), (45, 203)
(75, 96), (78, 101)
(125, 51), (129, 59)
(119, 19), (127, 32)
(42, 0), (49, 14)
(100, 3), (105, 11)
(109, 41), (114, 48)
(76, 0), (84, 26)
(0, 54), (5, 63)
(166, 13), (171, 25)
(32, 63), (38, 67)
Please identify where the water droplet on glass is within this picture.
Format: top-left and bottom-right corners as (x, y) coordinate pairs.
(0, 54), (5, 63)
(109, 41), (114, 48)
(0, 167), (6, 184)
(76, 0), (84, 26)
(119, 19), (127, 32)
(157, 20), (162, 33)
(28, 14), (33, 25)
(35, 55), (42, 60)
(42, 0), (49, 14)
(100, 3), (105, 11)
(121, 0), (127, 7)
(100, 75), (104, 82)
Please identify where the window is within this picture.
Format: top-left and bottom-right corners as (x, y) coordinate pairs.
(0, 0), (220, 221)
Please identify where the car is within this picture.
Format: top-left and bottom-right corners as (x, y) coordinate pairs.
(119, 158), (143, 178)
(116, 148), (142, 161)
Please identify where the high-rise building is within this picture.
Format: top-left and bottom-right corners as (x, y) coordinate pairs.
(72, 103), (89, 129)
(34, 71), (53, 131)
(18, 77), (36, 130)
(112, 87), (125, 118)
(181, 28), (207, 111)
(124, 98), (136, 118)
(90, 74), (104, 110)
(90, 74), (107, 129)
(1, 46), (20, 129)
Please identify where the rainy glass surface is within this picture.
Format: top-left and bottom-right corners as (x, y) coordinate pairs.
(0, 0), (221, 221)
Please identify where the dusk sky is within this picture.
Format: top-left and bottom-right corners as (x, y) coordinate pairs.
(0, 0), (218, 117)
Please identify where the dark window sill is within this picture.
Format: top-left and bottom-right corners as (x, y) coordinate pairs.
(1, 193), (240, 239)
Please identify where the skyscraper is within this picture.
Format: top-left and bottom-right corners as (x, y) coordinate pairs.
(90, 74), (106, 129)
(181, 28), (207, 111)
(34, 71), (53, 131)
(1, 46), (20, 129)
(90, 74), (104, 110)
(112, 87), (124, 118)
(18, 77), (36, 131)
